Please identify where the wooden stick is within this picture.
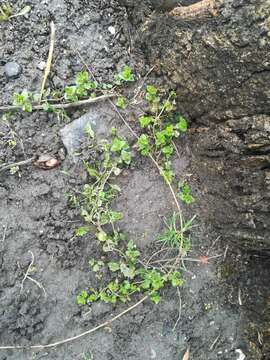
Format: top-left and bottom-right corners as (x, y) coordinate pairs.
(0, 296), (148, 350)
(0, 94), (115, 113)
(39, 21), (55, 102)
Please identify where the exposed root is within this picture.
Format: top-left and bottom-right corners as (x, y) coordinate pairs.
(170, 0), (222, 18)
(20, 251), (47, 297)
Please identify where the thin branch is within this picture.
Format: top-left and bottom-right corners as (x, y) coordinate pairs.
(0, 94), (115, 113)
(20, 251), (35, 293)
(0, 296), (148, 350)
(0, 157), (35, 173)
(25, 276), (47, 297)
(39, 21), (55, 102)
(20, 251), (47, 297)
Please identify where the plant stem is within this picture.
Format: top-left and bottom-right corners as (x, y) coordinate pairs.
(0, 94), (115, 113)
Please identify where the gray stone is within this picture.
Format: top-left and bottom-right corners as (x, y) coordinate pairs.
(4, 62), (22, 79)
(60, 104), (115, 159)
(37, 61), (46, 71)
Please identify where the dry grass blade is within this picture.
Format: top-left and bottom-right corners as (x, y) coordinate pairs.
(39, 21), (55, 102)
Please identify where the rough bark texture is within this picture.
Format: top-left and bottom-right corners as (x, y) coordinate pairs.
(122, 0), (270, 357)
(138, 0), (270, 251)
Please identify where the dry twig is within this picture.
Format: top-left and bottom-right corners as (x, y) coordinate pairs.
(20, 251), (47, 297)
(39, 21), (55, 102)
(0, 296), (147, 350)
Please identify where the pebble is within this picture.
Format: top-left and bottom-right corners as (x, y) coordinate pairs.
(4, 61), (22, 78)
(235, 349), (246, 360)
(108, 26), (116, 35)
(37, 61), (46, 71)
(60, 105), (112, 160)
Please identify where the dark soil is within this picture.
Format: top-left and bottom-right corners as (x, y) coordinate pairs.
(0, 1), (266, 359)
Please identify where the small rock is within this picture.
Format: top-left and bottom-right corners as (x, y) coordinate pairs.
(235, 349), (246, 360)
(60, 104), (113, 159)
(4, 61), (22, 79)
(108, 26), (116, 35)
(37, 61), (46, 71)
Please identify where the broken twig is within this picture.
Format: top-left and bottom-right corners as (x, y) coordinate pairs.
(39, 21), (55, 102)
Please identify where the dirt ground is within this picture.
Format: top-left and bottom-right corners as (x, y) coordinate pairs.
(0, 1), (266, 359)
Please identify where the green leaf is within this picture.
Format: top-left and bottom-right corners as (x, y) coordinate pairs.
(146, 85), (160, 104)
(121, 149), (131, 165)
(146, 85), (157, 96)
(84, 163), (100, 179)
(77, 290), (88, 305)
(75, 226), (89, 237)
(100, 211), (123, 225)
(176, 116), (188, 132)
(137, 134), (151, 156)
(108, 281), (119, 292)
(97, 230), (108, 242)
(139, 115), (154, 128)
(64, 86), (77, 101)
(169, 271), (184, 287)
(13, 91), (33, 112)
(108, 262), (120, 272)
(163, 100), (174, 112)
(160, 163), (174, 184)
(155, 131), (166, 147)
(88, 293), (99, 302)
(178, 183), (195, 204)
(115, 65), (135, 83)
(161, 145), (174, 157)
(111, 137), (129, 152)
(76, 71), (89, 86)
(150, 292), (161, 304)
(84, 124), (95, 139)
(116, 96), (128, 109)
(120, 263), (136, 279)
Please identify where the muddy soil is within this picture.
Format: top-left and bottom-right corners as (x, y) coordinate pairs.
(0, 1), (259, 359)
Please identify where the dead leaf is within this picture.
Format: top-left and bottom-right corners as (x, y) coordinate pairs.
(182, 347), (190, 360)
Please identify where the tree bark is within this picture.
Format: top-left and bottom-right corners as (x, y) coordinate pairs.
(132, 0), (270, 251)
(123, 0), (270, 357)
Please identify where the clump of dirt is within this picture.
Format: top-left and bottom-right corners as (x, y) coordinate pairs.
(0, 1), (259, 359)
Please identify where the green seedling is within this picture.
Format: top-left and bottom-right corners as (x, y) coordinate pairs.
(13, 91), (33, 112)
(75, 226), (89, 237)
(74, 84), (193, 310)
(157, 213), (194, 252)
(116, 96), (128, 109)
(114, 65), (135, 84)
(178, 182), (195, 204)
(136, 87), (188, 184)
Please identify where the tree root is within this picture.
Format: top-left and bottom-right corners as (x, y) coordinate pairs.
(170, 0), (222, 18)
